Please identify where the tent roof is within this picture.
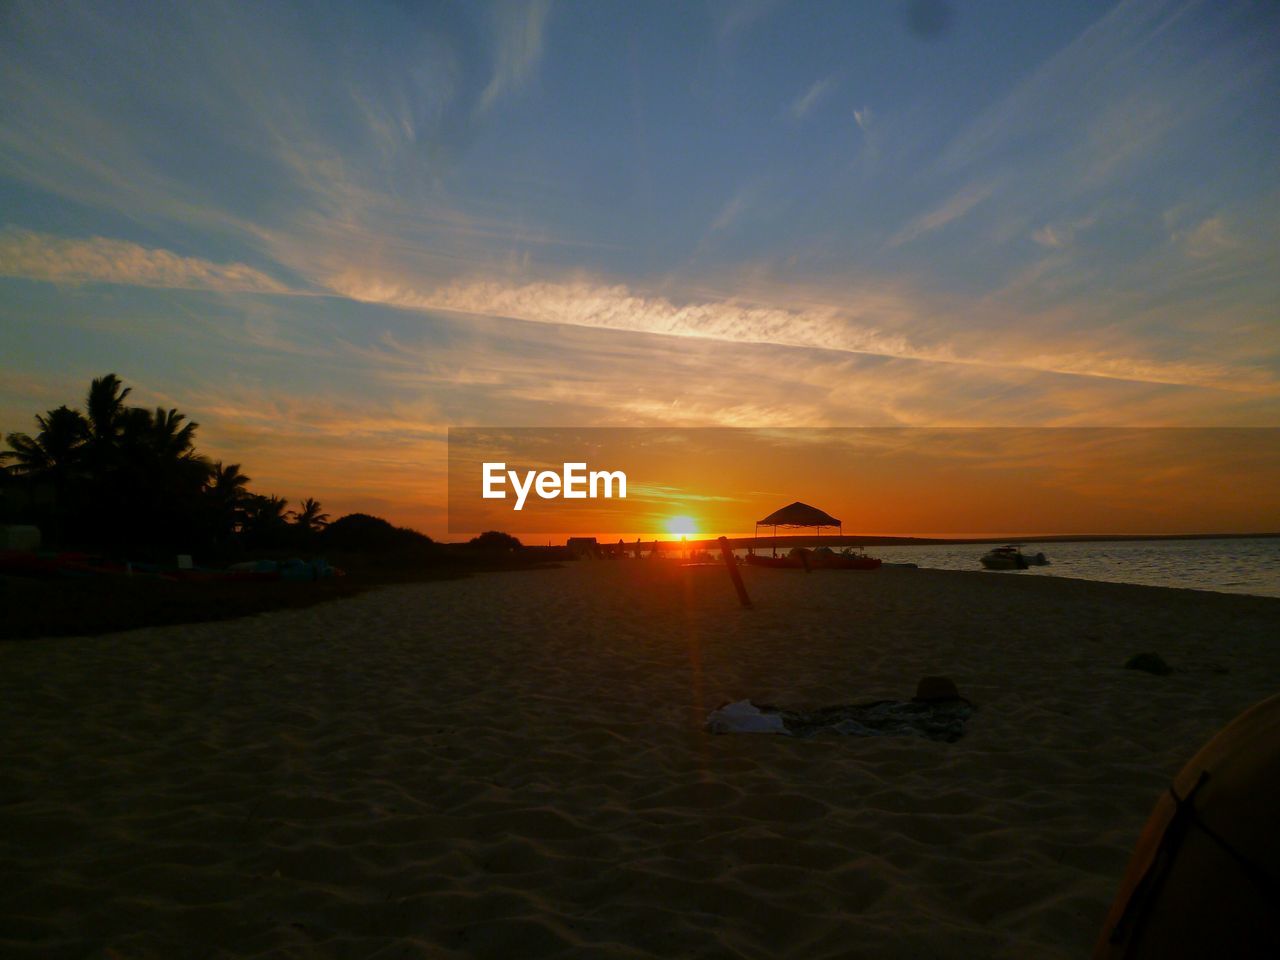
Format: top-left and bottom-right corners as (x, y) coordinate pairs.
(757, 501), (842, 527)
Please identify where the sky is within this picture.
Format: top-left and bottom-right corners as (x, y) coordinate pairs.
(448, 428), (1280, 540)
(2, 0), (1279, 535)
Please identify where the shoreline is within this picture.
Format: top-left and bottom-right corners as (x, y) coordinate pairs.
(554, 532), (1280, 551)
(5, 558), (1280, 643)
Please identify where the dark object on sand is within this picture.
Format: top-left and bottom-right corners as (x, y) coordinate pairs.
(744, 549), (880, 571)
(718, 536), (752, 608)
(1094, 693), (1280, 958)
(914, 675), (961, 701)
(777, 698), (972, 741)
(707, 676), (972, 742)
(1125, 652), (1172, 675)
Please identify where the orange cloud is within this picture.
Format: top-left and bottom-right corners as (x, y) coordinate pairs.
(0, 229), (291, 293)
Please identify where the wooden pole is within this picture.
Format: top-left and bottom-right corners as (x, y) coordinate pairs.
(718, 536), (752, 608)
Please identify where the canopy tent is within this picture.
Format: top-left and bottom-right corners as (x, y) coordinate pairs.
(754, 501), (842, 556)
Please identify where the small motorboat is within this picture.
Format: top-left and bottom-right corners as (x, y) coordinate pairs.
(980, 545), (1049, 570)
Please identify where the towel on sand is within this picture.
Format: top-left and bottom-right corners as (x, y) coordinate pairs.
(706, 697), (973, 742)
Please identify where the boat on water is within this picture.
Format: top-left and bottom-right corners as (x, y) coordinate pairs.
(746, 546), (881, 570)
(980, 545), (1049, 570)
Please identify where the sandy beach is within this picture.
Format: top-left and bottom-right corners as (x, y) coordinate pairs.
(2, 563), (1278, 959)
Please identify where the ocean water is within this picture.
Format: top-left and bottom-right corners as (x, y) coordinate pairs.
(730, 537), (1280, 597)
(866, 537), (1280, 599)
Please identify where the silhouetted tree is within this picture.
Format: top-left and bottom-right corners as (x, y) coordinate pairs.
(3, 406), (88, 481)
(126, 407), (212, 545)
(205, 461), (252, 542)
(469, 530), (522, 552)
(82, 373), (131, 473)
(3, 406), (89, 541)
(290, 497), (330, 533)
(1, 375), (437, 557)
(241, 494), (290, 547)
(321, 513), (436, 559)
(70, 396), (211, 548)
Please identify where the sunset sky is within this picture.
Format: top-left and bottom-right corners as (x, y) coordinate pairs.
(3, 1), (1278, 535)
(448, 428), (1280, 539)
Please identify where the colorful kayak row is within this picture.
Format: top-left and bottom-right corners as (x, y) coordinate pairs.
(0, 551), (342, 582)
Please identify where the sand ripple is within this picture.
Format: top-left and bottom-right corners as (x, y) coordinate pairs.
(2, 563), (1278, 957)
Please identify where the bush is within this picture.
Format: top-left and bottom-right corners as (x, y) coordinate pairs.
(468, 530), (522, 551)
(321, 513), (435, 553)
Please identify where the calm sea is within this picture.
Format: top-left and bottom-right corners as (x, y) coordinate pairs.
(741, 537), (1280, 599)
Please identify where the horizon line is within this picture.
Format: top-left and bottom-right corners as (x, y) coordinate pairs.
(443, 531), (1280, 546)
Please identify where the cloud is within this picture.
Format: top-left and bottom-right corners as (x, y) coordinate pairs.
(329, 273), (920, 359)
(930, 0), (1273, 239)
(703, 183), (771, 238)
(888, 184), (993, 247)
(707, 193), (748, 234)
(344, 308), (1280, 430)
(1030, 213), (1098, 248)
(716, 0), (784, 42)
(323, 269), (1278, 395)
(1030, 226), (1065, 248)
(1179, 215), (1236, 259)
(790, 77), (835, 119)
(479, 0), (552, 112)
(0, 229), (291, 293)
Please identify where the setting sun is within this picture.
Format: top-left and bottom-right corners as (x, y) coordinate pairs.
(665, 515), (699, 537)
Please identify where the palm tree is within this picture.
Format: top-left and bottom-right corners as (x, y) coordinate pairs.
(290, 497), (330, 533)
(87, 401), (210, 547)
(207, 461), (251, 502)
(242, 494), (289, 546)
(3, 406), (89, 480)
(139, 407), (210, 489)
(205, 461), (252, 540)
(4, 405), (90, 542)
(144, 407), (200, 461)
(83, 373), (131, 467)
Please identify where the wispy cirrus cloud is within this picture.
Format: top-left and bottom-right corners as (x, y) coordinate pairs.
(1177, 215), (1237, 259)
(925, 0), (1274, 249)
(324, 269), (1279, 395)
(707, 192), (750, 234)
(1030, 213), (1098, 249)
(887, 184), (993, 247)
(479, 0), (552, 112)
(0, 228), (292, 293)
(790, 76), (835, 119)
(715, 0), (785, 42)
(329, 272), (919, 359)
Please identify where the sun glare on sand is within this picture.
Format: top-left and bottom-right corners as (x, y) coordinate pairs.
(665, 515), (699, 537)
